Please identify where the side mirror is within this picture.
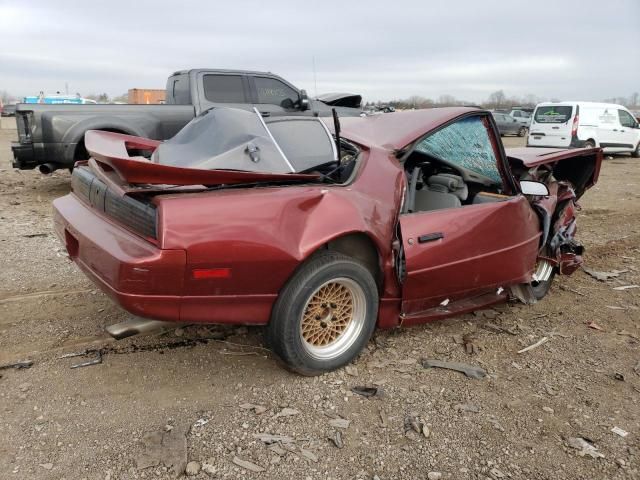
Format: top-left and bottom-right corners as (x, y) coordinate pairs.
(520, 180), (549, 196)
(298, 89), (309, 111)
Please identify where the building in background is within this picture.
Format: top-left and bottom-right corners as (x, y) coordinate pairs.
(128, 89), (165, 104)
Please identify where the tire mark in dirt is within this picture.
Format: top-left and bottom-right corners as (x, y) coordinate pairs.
(0, 288), (94, 305)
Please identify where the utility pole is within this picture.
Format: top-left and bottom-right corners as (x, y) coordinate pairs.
(312, 56), (317, 97)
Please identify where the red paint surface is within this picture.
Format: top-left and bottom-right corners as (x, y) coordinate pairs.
(53, 109), (599, 329)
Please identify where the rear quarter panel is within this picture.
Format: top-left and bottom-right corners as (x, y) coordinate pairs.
(157, 147), (405, 300)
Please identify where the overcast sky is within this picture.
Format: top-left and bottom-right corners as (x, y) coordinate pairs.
(0, 0), (638, 103)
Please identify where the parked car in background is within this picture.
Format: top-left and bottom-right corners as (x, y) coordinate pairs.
(11, 69), (364, 174)
(509, 108), (532, 127)
(528, 102), (640, 157)
(53, 106), (601, 374)
(492, 112), (527, 136)
(1, 104), (16, 117)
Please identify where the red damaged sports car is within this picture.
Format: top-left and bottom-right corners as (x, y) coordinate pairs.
(53, 107), (601, 374)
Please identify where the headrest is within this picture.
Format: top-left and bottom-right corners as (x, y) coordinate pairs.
(427, 174), (468, 201)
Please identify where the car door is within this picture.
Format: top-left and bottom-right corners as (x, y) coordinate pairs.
(494, 114), (507, 135)
(596, 107), (624, 151)
(398, 114), (540, 316)
(248, 75), (302, 117)
(618, 109), (640, 151)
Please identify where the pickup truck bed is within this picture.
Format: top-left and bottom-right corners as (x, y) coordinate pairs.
(13, 104), (195, 171)
(11, 68), (363, 172)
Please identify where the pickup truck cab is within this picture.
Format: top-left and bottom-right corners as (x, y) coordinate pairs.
(11, 69), (363, 173)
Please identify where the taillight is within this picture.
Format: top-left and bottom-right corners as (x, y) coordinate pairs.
(571, 114), (579, 136)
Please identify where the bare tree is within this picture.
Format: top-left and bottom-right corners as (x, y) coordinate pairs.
(487, 90), (506, 109)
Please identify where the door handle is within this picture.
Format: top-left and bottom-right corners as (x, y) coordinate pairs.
(260, 111), (271, 117)
(613, 129), (618, 131)
(418, 232), (444, 243)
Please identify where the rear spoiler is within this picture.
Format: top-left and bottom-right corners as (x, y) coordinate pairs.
(83, 130), (319, 186)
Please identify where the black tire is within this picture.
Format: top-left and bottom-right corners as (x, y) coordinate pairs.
(584, 139), (596, 149)
(518, 126), (527, 137)
(632, 142), (640, 158)
(267, 251), (378, 375)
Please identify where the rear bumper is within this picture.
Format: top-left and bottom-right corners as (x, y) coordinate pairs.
(53, 193), (185, 321)
(53, 193), (276, 324)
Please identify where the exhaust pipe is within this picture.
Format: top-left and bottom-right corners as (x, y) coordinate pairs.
(38, 162), (60, 175)
(105, 317), (176, 340)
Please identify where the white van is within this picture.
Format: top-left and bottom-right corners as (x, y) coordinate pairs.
(528, 102), (640, 157)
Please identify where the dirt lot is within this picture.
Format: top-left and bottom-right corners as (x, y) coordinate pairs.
(0, 128), (638, 480)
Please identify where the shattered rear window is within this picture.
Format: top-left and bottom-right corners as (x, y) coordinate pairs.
(415, 116), (502, 184)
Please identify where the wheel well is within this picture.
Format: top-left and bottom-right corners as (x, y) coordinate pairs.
(324, 233), (382, 289)
(73, 128), (130, 161)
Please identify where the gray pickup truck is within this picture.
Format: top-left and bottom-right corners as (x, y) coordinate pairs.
(11, 69), (363, 173)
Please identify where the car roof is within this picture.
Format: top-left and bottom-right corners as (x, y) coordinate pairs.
(324, 107), (482, 150)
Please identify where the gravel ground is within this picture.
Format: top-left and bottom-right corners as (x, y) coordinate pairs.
(0, 129), (638, 480)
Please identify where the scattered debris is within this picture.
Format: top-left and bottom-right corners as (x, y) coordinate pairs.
(453, 403), (480, 413)
(351, 386), (383, 398)
(617, 330), (639, 340)
(542, 406), (554, 414)
(22, 232), (48, 238)
(0, 359), (33, 370)
(463, 332), (479, 354)
(379, 408), (388, 428)
(490, 467), (506, 479)
(567, 437), (604, 459)
(439, 298), (450, 306)
(192, 418), (209, 428)
(298, 448), (318, 463)
(239, 403), (267, 414)
(185, 461), (200, 476)
(70, 350), (102, 369)
(517, 337), (549, 354)
(559, 284), (586, 296)
(274, 407), (299, 418)
(329, 430), (344, 448)
(614, 372), (625, 382)
(427, 472), (442, 480)
(345, 365), (358, 376)
(39, 463), (53, 470)
(201, 458), (217, 476)
(135, 427), (188, 478)
(422, 424), (431, 438)
(420, 358), (487, 379)
(253, 433), (294, 444)
(232, 456), (265, 473)
(582, 267), (628, 281)
(613, 285), (639, 291)
(481, 323), (517, 335)
(329, 418), (350, 429)
(587, 322), (604, 331)
(611, 426), (629, 438)
(404, 414), (422, 434)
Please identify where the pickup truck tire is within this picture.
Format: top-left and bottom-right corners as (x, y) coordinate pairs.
(267, 251), (378, 375)
(518, 126), (527, 137)
(632, 142), (640, 158)
(584, 139), (596, 149)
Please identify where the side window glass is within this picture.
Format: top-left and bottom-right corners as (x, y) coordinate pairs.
(618, 110), (635, 128)
(254, 77), (298, 108)
(202, 75), (246, 103)
(415, 116), (503, 185)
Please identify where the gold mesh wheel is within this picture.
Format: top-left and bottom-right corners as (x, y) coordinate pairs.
(299, 277), (367, 360)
